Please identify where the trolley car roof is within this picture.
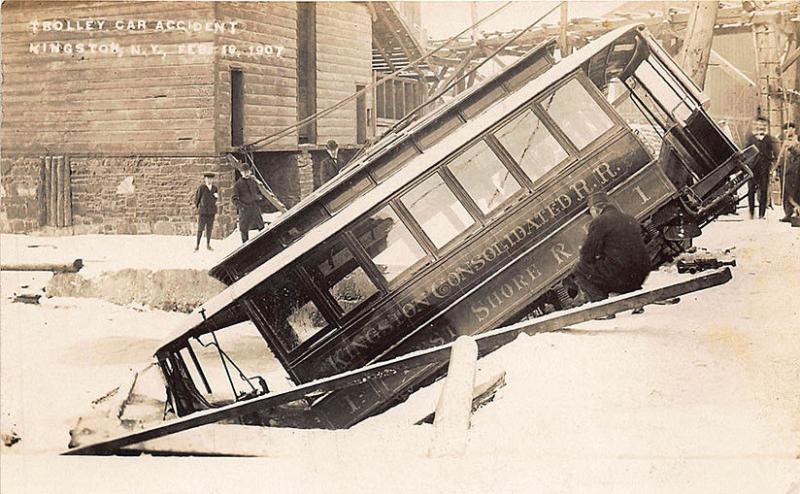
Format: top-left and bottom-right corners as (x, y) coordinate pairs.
(158, 24), (654, 352)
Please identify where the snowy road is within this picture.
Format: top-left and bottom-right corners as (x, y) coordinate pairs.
(1, 214), (798, 492)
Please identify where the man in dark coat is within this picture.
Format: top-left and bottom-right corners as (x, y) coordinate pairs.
(194, 172), (218, 251)
(231, 165), (265, 243)
(572, 191), (651, 304)
(780, 122), (800, 222)
(745, 116), (778, 219)
(317, 139), (343, 188)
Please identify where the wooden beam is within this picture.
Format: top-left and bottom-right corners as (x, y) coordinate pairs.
(429, 336), (478, 457)
(781, 46), (800, 74)
(559, 1), (570, 56)
(56, 156), (65, 227)
(375, 6), (427, 81)
(678, 1), (719, 90)
(710, 49), (757, 87)
(436, 47), (478, 97)
(48, 156), (57, 227)
(38, 158), (47, 226)
(64, 157), (72, 227)
(372, 34), (398, 73)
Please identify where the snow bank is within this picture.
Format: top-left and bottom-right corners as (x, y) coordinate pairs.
(46, 269), (225, 312)
(1, 212), (799, 492)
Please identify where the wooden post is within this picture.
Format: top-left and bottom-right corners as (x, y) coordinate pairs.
(429, 335), (478, 457)
(559, 1), (569, 57)
(64, 157), (73, 226)
(47, 156), (57, 227)
(469, 2), (479, 43)
(38, 158), (47, 226)
(677, 0), (719, 89)
(55, 156), (65, 227)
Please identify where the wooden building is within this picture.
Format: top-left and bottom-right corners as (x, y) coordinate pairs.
(0, 1), (374, 235)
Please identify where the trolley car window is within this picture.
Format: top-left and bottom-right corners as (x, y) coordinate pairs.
(446, 140), (521, 215)
(307, 236), (380, 316)
(287, 300), (329, 343)
(401, 173), (475, 249)
(354, 205), (427, 283)
(494, 108), (568, 182)
(541, 78), (613, 150)
(633, 57), (695, 123)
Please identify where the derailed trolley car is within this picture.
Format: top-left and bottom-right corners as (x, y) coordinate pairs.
(155, 25), (756, 429)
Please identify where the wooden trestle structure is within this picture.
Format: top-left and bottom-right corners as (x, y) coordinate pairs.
(371, 1), (800, 137)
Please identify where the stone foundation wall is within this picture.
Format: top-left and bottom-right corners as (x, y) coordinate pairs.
(1, 155), (237, 237)
(0, 156), (42, 232)
(0, 148), (356, 236)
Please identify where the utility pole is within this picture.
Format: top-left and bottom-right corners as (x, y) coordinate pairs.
(677, 0), (719, 89)
(559, 2), (569, 57)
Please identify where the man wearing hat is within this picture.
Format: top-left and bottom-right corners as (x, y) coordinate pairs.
(745, 116), (778, 219)
(317, 139), (342, 188)
(231, 164), (265, 242)
(194, 172), (219, 251)
(571, 191), (651, 307)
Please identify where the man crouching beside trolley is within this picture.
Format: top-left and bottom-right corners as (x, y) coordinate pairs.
(570, 191), (651, 318)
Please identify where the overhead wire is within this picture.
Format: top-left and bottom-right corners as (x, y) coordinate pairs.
(386, 2), (564, 135)
(239, 1), (515, 151)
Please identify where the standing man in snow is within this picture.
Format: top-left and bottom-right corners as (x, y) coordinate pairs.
(571, 191), (651, 308)
(194, 172), (218, 252)
(780, 122), (800, 223)
(745, 116), (778, 219)
(231, 164), (265, 243)
(317, 139), (342, 188)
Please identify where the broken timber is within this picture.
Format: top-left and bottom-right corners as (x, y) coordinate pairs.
(64, 268), (732, 456)
(0, 259), (83, 273)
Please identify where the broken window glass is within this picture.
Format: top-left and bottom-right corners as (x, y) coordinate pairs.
(447, 140), (521, 214)
(310, 237), (380, 316)
(542, 78), (614, 150)
(355, 205), (427, 283)
(287, 300), (329, 343)
(178, 323), (275, 406)
(401, 173), (475, 249)
(495, 108), (568, 183)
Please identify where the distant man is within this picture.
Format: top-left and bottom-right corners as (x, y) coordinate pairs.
(572, 192), (651, 306)
(194, 172), (218, 252)
(231, 165), (265, 243)
(745, 116), (778, 219)
(780, 122), (800, 222)
(318, 139), (342, 187)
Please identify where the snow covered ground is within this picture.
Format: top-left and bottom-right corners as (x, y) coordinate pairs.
(1, 212), (799, 493)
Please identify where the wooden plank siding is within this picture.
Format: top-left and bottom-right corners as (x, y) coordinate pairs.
(314, 2), (372, 146)
(214, 2), (298, 151)
(705, 31), (760, 146)
(0, 1), (218, 156)
(2, 1), (374, 156)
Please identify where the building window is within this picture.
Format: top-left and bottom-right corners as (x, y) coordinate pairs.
(230, 69), (244, 147)
(540, 78), (614, 150)
(401, 173), (474, 249)
(446, 140), (521, 215)
(495, 108), (568, 183)
(355, 205), (427, 283)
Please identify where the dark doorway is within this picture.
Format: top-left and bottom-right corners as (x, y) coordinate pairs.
(356, 84), (367, 144)
(230, 69), (244, 147)
(297, 2), (317, 144)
